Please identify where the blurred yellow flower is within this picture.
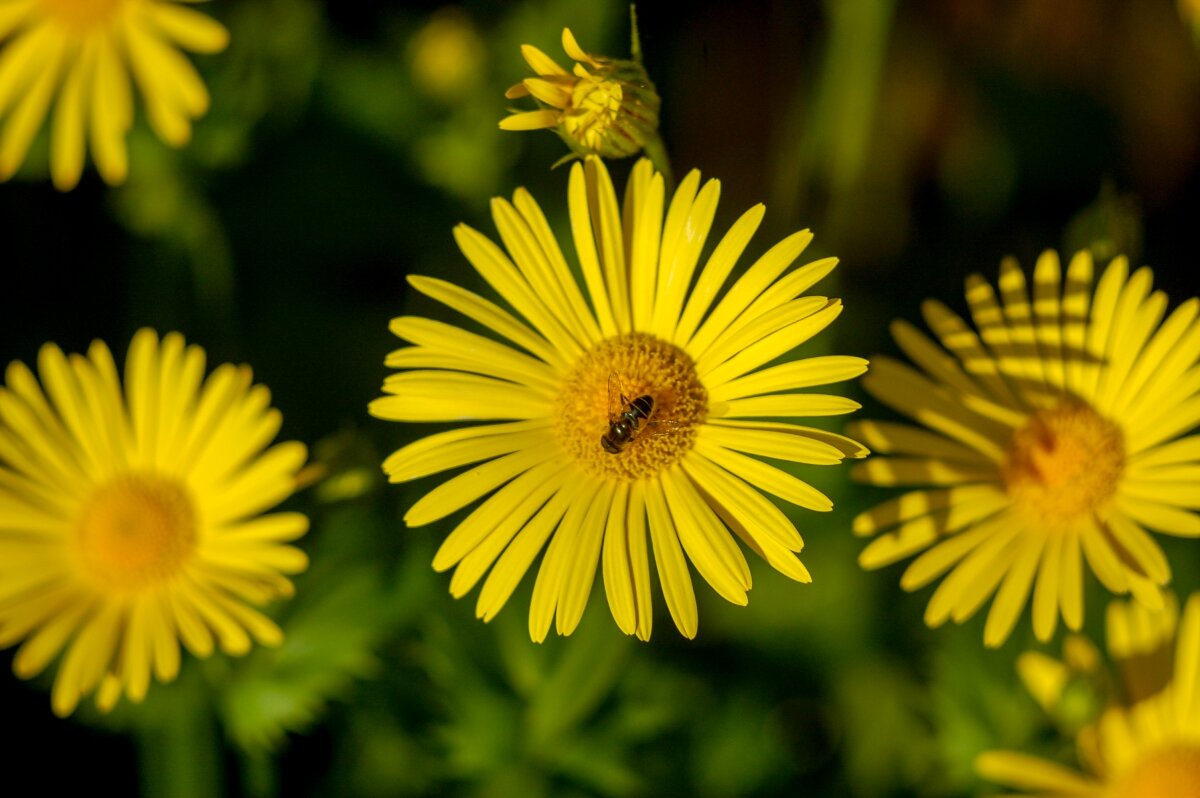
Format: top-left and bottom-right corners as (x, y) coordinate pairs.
(1106, 588), (1179, 704)
(370, 156), (866, 641)
(1016, 633), (1101, 720)
(0, 330), (308, 716)
(978, 592), (1200, 797)
(850, 251), (1200, 646)
(500, 28), (660, 160)
(0, 0), (229, 190)
(409, 7), (485, 102)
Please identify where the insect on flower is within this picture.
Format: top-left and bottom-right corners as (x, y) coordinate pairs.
(601, 373), (679, 454)
(370, 155), (867, 642)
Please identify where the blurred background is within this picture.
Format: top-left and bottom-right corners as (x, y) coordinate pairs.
(2, 0), (1199, 795)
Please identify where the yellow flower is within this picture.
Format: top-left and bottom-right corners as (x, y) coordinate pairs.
(370, 156), (867, 641)
(0, 330), (308, 716)
(0, 0), (229, 190)
(500, 28), (660, 160)
(1107, 588), (1179, 705)
(978, 593), (1200, 797)
(850, 251), (1200, 646)
(408, 7), (485, 102)
(1016, 633), (1101, 721)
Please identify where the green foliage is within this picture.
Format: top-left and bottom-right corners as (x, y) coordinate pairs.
(1062, 181), (1143, 265)
(220, 565), (391, 752)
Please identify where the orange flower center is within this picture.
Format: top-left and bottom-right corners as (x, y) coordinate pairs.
(76, 474), (197, 591)
(555, 333), (707, 480)
(1109, 743), (1200, 798)
(1002, 401), (1124, 523)
(39, 0), (123, 31)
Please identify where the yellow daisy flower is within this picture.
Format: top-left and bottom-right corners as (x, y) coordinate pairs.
(1016, 633), (1101, 719)
(850, 251), (1200, 647)
(370, 156), (867, 642)
(978, 593), (1200, 797)
(0, 0), (229, 190)
(0, 330), (308, 716)
(500, 28), (660, 160)
(1106, 588), (1179, 705)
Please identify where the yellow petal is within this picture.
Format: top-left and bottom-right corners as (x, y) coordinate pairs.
(983, 532), (1045, 647)
(454, 223), (583, 359)
(528, 481), (601, 641)
(499, 108), (559, 131)
(686, 230), (813, 357)
(49, 42), (92, 190)
(601, 482), (637, 635)
(709, 356), (868, 403)
(652, 175), (719, 341)
(519, 43), (567, 77)
(475, 480), (577, 622)
(0, 33), (64, 180)
(148, 3), (230, 53)
(433, 460), (564, 573)
(382, 419), (550, 482)
(976, 751), (1098, 792)
(644, 477), (697, 638)
(673, 204), (764, 346)
(404, 447), (555, 526)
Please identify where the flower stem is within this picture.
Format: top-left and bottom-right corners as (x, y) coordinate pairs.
(137, 685), (223, 798)
(630, 4), (643, 64)
(627, 4), (673, 190)
(642, 132), (674, 193)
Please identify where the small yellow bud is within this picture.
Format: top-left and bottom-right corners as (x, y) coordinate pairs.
(500, 28), (661, 160)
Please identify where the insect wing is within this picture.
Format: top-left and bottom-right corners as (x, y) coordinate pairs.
(607, 372), (631, 423)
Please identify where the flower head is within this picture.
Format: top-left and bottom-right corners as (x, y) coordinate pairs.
(409, 7), (485, 102)
(370, 156), (867, 641)
(1016, 633), (1103, 727)
(851, 251), (1200, 646)
(0, 330), (308, 715)
(978, 592), (1200, 798)
(1106, 587), (1179, 705)
(0, 0), (229, 190)
(500, 28), (660, 160)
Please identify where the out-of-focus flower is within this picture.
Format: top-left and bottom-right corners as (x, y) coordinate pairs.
(1107, 588), (1179, 704)
(1017, 634), (1102, 724)
(0, 330), (308, 715)
(978, 592), (1200, 796)
(851, 251), (1200, 646)
(500, 28), (660, 161)
(409, 7), (485, 102)
(370, 156), (866, 642)
(0, 0), (229, 190)
(1184, 0), (1200, 46)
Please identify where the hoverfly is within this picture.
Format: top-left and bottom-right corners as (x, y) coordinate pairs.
(600, 374), (678, 454)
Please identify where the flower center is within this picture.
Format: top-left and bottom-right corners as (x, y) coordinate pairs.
(555, 333), (707, 480)
(1109, 743), (1200, 798)
(76, 474), (197, 591)
(39, 0), (123, 32)
(1002, 401), (1124, 523)
(563, 76), (624, 153)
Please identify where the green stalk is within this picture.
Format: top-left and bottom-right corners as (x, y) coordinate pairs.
(137, 687), (223, 798)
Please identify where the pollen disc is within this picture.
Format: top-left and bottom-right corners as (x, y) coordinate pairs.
(1002, 400), (1124, 523)
(555, 333), (707, 480)
(76, 474), (197, 591)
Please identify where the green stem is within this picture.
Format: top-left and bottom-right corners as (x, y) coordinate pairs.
(627, 4), (672, 190)
(642, 132), (674, 193)
(241, 750), (279, 798)
(137, 686), (223, 798)
(629, 4), (643, 64)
